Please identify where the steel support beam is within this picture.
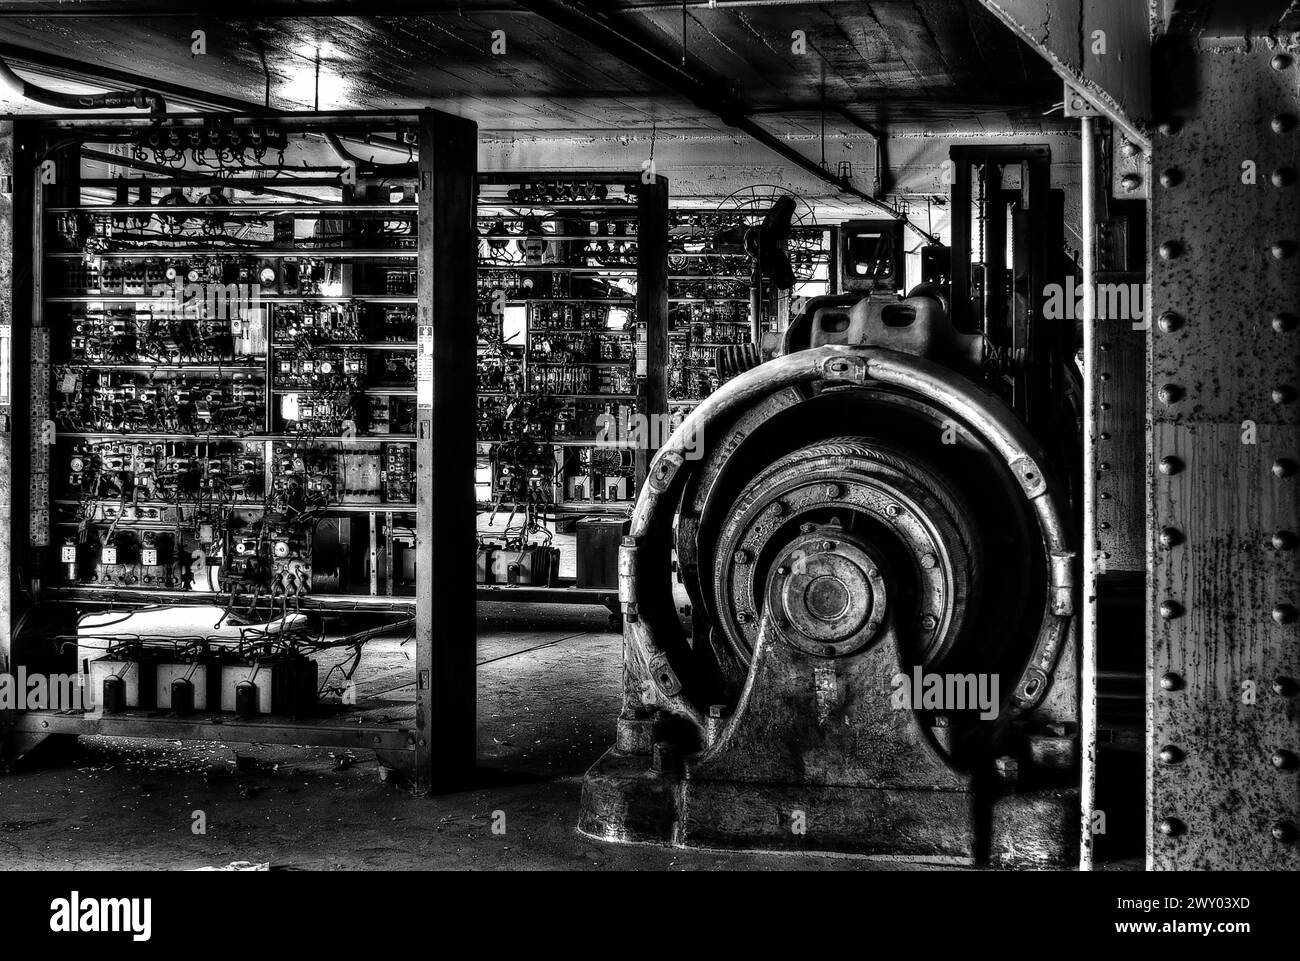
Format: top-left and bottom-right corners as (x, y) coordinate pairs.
(415, 108), (479, 793)
(978, 0), (1151, 148)
(1148, 39), (1300, 870)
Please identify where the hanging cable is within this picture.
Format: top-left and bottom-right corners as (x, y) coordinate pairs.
(0, 53), (164, 114)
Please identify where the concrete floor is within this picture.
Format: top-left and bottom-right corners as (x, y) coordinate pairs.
(0, 600), (912, 871)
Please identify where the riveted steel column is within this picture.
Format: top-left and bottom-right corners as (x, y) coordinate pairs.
(1149, 43), (1300, 869)
(1079, 115), (1098, 871)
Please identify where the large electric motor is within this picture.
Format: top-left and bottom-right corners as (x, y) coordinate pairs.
(580, 290), (1079, 865)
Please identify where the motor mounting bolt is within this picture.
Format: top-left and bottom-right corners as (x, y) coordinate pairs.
(1159, 745), (1185, 764)
(1160, 600), (1184, 620)
(768, 501), (785, 517)
(1121, 173), (1142, 192)
(886, 504), (901, 517)
(737, 611), (752, 624)
(1160, 672), (1184, 692)
(1158, 311), (1185, 333)
(1274, 53), (1294, 71)
(1159, 240), (1183, 260)
(919, 553), (937, 569)
(1159, 527), (1183, 548)
(920, 614), (938, 632)
(733, 549), (751, 565)
(776, 565), (789, 576)
(824, 483), (840, 499)
(1159, 456), (1184, 475)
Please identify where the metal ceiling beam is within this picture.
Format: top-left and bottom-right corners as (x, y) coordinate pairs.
(512, 0), (931, 236)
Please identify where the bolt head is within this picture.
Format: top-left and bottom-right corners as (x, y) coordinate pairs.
(733, 549), (751, 565)
(708, 703), (729, 719)
(799, 522), (815, 534)
(1273, 53), (1293, 71)
(1274, 385), (1298, 404)
(1274, 458), (1299, 478)
(1274, 167), (1298, 188)
(768, 501), (785, 516)
(1160, 599), (1184, 620)
(1272, 113), (1297, 133)
(919, 552), (937, 569)
(1273, 676), (1298, 696)
(1159, 455), (1184, 476)
(1159, 527), (1183, 548)
(1271, 749), (1297, 769)
(886, 504), (901, 517)
(776, 565), (789, 576)
(1158, 311), (1184, 333)
(1272, 820), (1298, 842)
(1272, 240), (1297, 260)
(1158, 168), (1182, 187)
(1120, 172), (1142, 192)
(1158, 817), (1186, 837)
(1160, 672), (1184, 692)
(1158, 383), (1183, 404)
(1271, 603), (1298, 625)
(920, 614), (938, 632)
(1157, 118), (1183, 136)
(1159, 745), (1185, 764)
(823, 483), (840, 499)
(1158, 240), (1183, 260)
(1273, 312), (1298, 333)
(736, 611), (751, 624)
(1273, 530), (1297, 550)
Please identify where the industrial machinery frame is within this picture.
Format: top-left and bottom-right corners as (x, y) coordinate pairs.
(0, 110), (478, 792)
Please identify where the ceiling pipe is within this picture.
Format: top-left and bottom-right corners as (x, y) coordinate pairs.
(513, 0), (936, 240)
(0, 52), (165, 114)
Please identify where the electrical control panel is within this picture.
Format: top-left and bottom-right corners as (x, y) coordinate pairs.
(39, 123), (421, 605)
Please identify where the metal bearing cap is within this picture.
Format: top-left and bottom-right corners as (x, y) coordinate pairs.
(712, 438), (975, 668)
(767, 527), (888, 657)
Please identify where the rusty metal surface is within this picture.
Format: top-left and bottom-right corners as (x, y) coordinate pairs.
(1149, 42), (1300, 870)
(0, 122), (12, 693)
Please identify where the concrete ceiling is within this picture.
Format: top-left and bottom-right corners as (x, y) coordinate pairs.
(0, 0), (1063, 136)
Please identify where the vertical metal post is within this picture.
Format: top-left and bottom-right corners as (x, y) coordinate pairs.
(415, 109), (478, 792)
(1079, 115), (1098, 871)
(636, 175), (668, 487)
(0, 122), (14, 699)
